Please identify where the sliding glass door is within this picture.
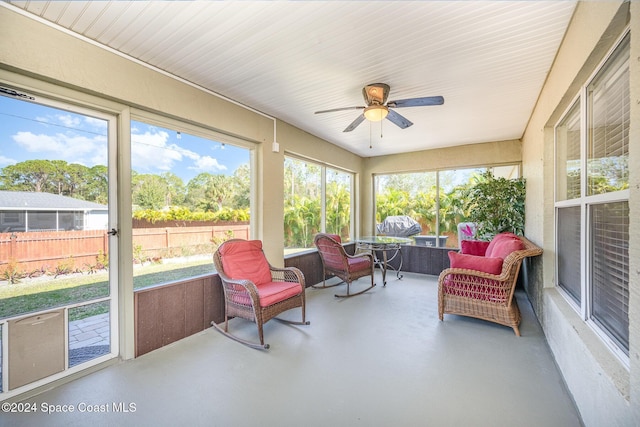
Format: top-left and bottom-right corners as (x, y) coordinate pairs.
(0, 88), (119, 397)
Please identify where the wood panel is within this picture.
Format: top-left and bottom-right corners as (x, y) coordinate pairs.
(134, 274), (225, 357)
(284, 250), (324, 287)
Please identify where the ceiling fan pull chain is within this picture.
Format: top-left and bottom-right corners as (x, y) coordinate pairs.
(369, 122), (373, 149)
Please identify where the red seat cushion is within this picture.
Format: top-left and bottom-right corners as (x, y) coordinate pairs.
(448, 251), (503, 275)
(229, 281), (302, 307)
(256, 281), (303, 307)
(219, 240), (272, 285)
(347, 256), (371, 272)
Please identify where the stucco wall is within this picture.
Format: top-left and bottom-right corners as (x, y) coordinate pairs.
(521, 1), (639, 426)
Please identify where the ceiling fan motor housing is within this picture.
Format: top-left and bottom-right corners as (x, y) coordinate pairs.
(363, 83), (390, 106)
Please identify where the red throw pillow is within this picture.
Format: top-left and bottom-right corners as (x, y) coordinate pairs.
(486, 237), (524, 259)
(448, 251), (503, 275)
(219, 240), (273, 285)
(460, 240), (490, 256)
(485, 232), (520, 257)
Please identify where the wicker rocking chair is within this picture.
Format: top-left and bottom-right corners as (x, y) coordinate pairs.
(212, 239), (309, 350)
(314, 233), (376, 298)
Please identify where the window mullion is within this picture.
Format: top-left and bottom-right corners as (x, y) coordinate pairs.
(321, 166), (327, 233)
(580, 86), (589, 320)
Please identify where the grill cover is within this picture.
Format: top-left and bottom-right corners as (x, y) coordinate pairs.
(376, 216), (422, 237)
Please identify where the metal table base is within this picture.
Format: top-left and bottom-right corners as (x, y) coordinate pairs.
(355, 236), (413, 286)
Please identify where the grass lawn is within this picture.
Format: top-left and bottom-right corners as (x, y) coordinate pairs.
(0, 258), (214, 321)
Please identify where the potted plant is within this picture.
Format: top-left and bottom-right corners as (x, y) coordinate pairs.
(463, 170), (526, 240)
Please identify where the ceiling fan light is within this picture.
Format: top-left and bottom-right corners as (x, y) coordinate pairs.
(364, 105), (389, 122)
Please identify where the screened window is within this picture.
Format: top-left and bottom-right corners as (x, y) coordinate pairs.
(284, 156), (353, 252)
(375, 166), (518, 248)
(554, 32), (629, 358)
(131, 118), (251, 288)
(326, 168), (352, 241)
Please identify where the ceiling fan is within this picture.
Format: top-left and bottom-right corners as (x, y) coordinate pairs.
(314, 83), (444, 132)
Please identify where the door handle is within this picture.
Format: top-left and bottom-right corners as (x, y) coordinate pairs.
(107, 228), (118, 236)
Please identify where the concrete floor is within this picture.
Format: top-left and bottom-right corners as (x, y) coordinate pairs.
(2, 272), (582, 427)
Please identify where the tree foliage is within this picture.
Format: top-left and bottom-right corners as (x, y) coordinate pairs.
(0, 159), (250, 218)
(0, 160), (108, 201)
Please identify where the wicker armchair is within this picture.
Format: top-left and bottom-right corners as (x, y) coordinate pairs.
(213, 239), (309, 350)
(314, 233), (376, 298)
(438, 234), (542, 336)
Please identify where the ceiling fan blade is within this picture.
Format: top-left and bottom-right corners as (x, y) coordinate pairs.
(343, 114), (366, 132)
(387, 96), (444, 108)
(315, 106), (364, 114)
(386, 109), (413, 129)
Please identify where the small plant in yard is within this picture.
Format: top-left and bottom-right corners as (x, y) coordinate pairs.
(2, 259), (24, 284)
(27, 266), (49, 278)
(96, 250), (109, 269)
(86, 250), (110, 274)
(54, 256), (77, 278)
(211, 230), (234, 248)
(133, 244), (150, 264)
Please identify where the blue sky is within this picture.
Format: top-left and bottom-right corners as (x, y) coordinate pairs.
(0, 95), (249, 184)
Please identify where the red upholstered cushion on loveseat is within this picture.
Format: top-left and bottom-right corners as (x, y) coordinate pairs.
(448, 251), (503, 275)
(443, 233), (525, 303)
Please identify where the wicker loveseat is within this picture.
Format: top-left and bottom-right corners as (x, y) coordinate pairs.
(438, 232), (542, 336)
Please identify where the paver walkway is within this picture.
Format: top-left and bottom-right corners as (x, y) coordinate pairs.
(68, 313), (110, 349)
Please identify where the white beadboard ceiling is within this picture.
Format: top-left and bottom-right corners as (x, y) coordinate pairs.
(4, 1), (577, 157)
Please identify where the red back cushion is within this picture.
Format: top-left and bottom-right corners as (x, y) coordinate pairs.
(448, 251), (503, 275)
(219, 240), (272, 285)
(326, 234), (342, 243)
(316, 234), (346, 270)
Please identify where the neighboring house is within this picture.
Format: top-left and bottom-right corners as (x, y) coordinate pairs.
(0, 190), (108, 232)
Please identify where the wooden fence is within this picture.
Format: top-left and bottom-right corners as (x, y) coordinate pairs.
(0, 223), (249, 276)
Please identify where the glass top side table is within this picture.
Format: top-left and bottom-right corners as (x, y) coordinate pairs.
(355, 236), (413, 285)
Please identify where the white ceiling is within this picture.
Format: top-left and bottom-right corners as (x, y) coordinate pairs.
(5, 1), (578, 157)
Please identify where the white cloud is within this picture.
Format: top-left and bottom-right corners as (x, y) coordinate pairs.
(84, 116), (107, 129)
(131, 130), (184, 172)
(130, 129), (226, 176)
(56, 114), (81, 128)
(12, 131), (106, 166)
(191, 155), (227, 172)
(0, 155), (17, 166)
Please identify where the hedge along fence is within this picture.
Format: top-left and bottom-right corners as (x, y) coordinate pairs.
(0, 222), (250, 276)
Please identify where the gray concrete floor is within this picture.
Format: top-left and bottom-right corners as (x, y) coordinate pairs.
(2, 272), (582, 427)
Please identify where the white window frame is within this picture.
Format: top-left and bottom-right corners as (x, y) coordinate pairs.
(554, 29), (630, 367)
